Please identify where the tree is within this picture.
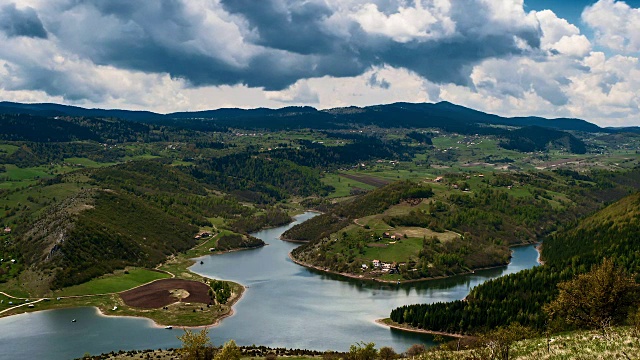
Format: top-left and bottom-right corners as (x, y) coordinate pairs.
(378, 346), (397, 360)
(404, 344), (425, 357)
(347, 342), (377, 360)
(214, 340), (241, 360)
(178, 328), (213, 360)
(482, 323), (535, 360)
(545, 258), (640, 335)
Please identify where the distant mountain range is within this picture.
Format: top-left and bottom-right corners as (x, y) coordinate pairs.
(0, 100), (637, 134)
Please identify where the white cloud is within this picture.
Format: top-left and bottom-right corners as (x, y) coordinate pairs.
(351, 1), (455, 42)
(582, 0), (640, 53)
(536, 9), (592, 57)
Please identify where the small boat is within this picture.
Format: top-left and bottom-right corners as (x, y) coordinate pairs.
(164, 326), (172, 330)
(71, 319), (76, 323)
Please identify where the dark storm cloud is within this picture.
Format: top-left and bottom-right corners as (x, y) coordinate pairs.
(219, 0), (338, 55)
(0, 4), (47, 38)
(214, 0), (542, 87)
(5, 0), (544, 94)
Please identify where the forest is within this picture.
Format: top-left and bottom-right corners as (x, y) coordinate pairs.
(390, 190), (640, 334)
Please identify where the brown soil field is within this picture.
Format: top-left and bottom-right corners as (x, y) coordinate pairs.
(340, 173), (390, 187)
(120, 279), (211, 309)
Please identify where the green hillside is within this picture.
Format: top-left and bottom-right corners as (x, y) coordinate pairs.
(389, 191), (640, 334)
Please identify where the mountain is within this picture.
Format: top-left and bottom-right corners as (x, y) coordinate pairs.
(0, 100), (614, 133)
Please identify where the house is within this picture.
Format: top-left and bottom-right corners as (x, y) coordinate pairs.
(372, 259), (381, 268)
(361, 264), (368, 270)
(382, 232), (391, 239)
(434, 176), (444, 183)
(3, 227), (11, 233)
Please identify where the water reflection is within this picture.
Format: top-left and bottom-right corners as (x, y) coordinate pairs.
(0, 212), (539, 360)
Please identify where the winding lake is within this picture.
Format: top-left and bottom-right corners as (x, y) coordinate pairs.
(0, 212), (539, 360)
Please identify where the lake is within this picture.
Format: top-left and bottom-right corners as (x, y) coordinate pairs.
(0, 212), (539, 360)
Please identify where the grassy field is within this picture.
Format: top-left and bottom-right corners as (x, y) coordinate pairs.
(0, 144), (19, 155)
(65, 157), (116, 167)
(322, 173), (376, 198)
(362, 238), (423, 263)
(54, 268), (171, 296)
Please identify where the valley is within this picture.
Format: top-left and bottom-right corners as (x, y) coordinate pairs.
(0, 102), (639, 358)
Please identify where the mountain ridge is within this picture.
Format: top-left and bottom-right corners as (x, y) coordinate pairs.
(0, 100), (625, 133)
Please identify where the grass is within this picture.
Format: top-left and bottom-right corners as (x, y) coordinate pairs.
(0, 144), (19, 155)
(1, 164), (51, 181)
(322, 174), (375, 198)
(54, 268), (171, 296)
(428, 326), (640, 360)
(65, 157), (116, 168)
(363, 238), (424, 263)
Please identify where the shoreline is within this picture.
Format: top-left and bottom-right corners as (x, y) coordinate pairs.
(535, 243), (545, 265)
(96, 282), (244, 329)
(286, 240), (541, 285)
(374, 318), (473, 339)
(288, 252), (511, 285)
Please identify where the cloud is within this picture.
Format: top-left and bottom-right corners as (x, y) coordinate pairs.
(367, 72), (391, 89)
(265, 81), (319, 103)
(0, 1), (639, 126)
(582, 0), (640, 53)
(7, 0), (543, 93)
(0, 3), (47, 38)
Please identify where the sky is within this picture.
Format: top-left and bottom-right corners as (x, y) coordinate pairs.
(0, 1), (639, 127)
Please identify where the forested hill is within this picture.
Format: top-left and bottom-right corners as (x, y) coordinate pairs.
(389, 188), (640, 335)
(541, 191), (640, 274)
(0, 102), (592, 154)
(0, 100), (606, 133)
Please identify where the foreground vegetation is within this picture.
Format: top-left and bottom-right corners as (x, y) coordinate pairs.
(80, 325), (640, 360)
(389, 190), (640, 339)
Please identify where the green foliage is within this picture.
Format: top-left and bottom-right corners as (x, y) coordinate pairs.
(346, 342), (377, 360)
(188, 153), (328, 203)
(1, 142), (125, 168)
(499, 126), (586, 154)
(214, 340), (241, 360)
(216, 234), (264, 251)
(210, 280), (232, 305)
(390, 191), (640, 335)
(230, 208), (292, 234)
(378, 346), (397, 360)
(284, 181), (433, 241)
(269, 137), (414, 170)
(478, 323), (537, 360)
(49, 190), (198, 288)
(178, 328), (214, 360)
(545, 258), (640, 333)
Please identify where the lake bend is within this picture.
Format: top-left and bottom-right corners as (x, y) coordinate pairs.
(0, 212), (539, 360)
